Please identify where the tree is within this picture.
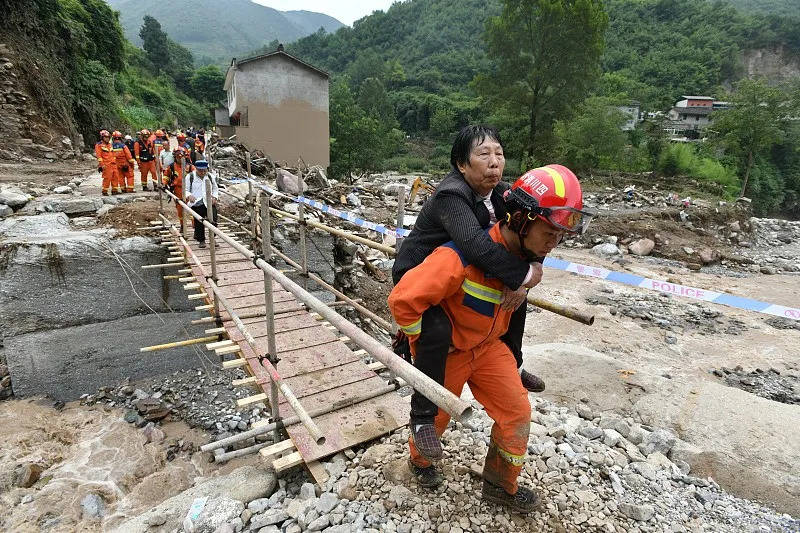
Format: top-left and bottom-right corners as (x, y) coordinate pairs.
(330, 77), (400, 180)
(553, 97), (627, 171)
(475, 0), (608, 160)
(139, 15), (170, 73)
(713, 78), (788, 198)
(190, 65), (226, 104)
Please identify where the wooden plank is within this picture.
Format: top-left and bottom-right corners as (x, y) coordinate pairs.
(225, 314), (322, 343)
(237, 393), (267, 407)
(273, 451), (303, 472)
(306, 460), (330, 486)
(259, 439), (296, 459)
(232, 376), (257, 387)
(222, 358), (247, 369)
(277, 374), (386, 416)
(287, 390), (409, 462)
(216, 345), (242, 355)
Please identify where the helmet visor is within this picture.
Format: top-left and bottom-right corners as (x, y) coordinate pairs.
(539, 206), (596, 234)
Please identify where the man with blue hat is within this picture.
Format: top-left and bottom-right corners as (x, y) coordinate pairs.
(184, 160), (218, 248)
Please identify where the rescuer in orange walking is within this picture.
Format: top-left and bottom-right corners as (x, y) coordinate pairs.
(94, 129), (116, 196)
(135, 129), (156, 191)
(162, 147), (194, 233)
(388, 165), (594, 513)
(111, 131), (135, 193)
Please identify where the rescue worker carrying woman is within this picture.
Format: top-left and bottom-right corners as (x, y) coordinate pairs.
(388, 164), (593, 513)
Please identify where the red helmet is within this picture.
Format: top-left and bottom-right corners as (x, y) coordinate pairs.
(177, 132), (186, 141)
(139, 129), (150, 136)
(112, 130), (122, 139)
(155, 129), (164, 137)
(506, 164), (593, 234)
(99, 129), (110, 138)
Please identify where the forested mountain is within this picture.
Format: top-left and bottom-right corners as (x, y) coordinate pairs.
(289, 0), (799, 116)
(723, 0), (800, 18)
(284, 0), (799, 216)
(106, 0), (343, 64)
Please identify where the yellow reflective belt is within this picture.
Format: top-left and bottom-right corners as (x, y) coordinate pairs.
(494, 441), (525, 466)
(462, 279), (502, 304)
(398, 317), (421, 336)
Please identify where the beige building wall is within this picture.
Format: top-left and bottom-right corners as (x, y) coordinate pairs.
(231, 54), (329, 167)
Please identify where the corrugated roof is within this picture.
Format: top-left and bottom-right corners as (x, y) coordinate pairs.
(681, 95), (714, 100)
(672, 106), (712, 115)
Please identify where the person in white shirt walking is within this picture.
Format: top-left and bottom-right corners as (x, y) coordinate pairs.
(184, 160), (218, 248)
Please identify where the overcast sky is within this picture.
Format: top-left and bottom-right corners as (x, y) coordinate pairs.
(253, 0), (399, 26)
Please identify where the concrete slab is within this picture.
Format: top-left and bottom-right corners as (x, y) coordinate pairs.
(5, 311), (208, 401)
(1, 213), (193, 336)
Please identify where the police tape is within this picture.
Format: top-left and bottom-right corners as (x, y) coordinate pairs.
(542, 256), (800, 321)
(222, 177), (411, 239)
(222, 177), (799, 321)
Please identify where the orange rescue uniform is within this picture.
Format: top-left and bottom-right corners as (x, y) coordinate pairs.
(112, 141), (135, 192)
(134, 139), (156, 188)
(162, 160), (194, 227)
(95, 140), (118, 194)
(388, 223), (531, 495)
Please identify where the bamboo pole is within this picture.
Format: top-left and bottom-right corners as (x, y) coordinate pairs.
(140, 335), (218, 352)
(160, 189), (472, 424)
(260, 194), (281, 443)
(205, 176), (221, 323)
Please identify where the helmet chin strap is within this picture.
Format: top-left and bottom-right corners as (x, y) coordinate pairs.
(514, 219), (539, 262)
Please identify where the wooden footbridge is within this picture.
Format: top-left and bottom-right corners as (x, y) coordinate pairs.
(143, 181), (473, 486)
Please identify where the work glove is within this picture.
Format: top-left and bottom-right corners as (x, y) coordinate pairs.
(121, 165), (129, 172)
(392, 331), (412, 364)
(98, 165), (103, 172)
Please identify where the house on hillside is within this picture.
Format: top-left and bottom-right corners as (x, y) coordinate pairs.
(615, 101), (641, 131)
(219, 45), (330, 167)
(665, 95), (729, 139)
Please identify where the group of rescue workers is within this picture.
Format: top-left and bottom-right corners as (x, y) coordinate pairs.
(389, 125), (595, 513)
(94, 127), (217, 247)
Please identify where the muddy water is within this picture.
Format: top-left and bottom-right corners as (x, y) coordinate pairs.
(0, 399), (207, 532)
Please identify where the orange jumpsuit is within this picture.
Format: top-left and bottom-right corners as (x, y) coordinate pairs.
(388, 223), (531, 495)
(111, 141), (134, 193)
(134, 139), (156, 188)
(162, 160), (194, 226)
(95, 140), (118, 195)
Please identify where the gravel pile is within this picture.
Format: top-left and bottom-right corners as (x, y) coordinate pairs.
(80, 366), (269, 442)
(737, 218), (800, 274)
(585, 287), (748, 338)
(205, 395), (797, 533)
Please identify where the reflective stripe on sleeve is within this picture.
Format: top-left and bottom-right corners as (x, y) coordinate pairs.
(398, 317), (422, 336)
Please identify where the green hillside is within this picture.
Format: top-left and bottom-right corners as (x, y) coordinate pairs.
(723, 0), (800, 18)
(107, 0), (344, 64)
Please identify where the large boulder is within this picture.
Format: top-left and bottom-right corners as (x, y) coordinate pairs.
(0, 186), (32, 208)
(276, 169), (306, 196)
(523, 343), (800, 517)
(628, 238), (655, 256)
(110, 465), (277, 533)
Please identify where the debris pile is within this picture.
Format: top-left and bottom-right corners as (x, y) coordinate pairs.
(585, 287), (748, 338)
(712, 365), (800, 405)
